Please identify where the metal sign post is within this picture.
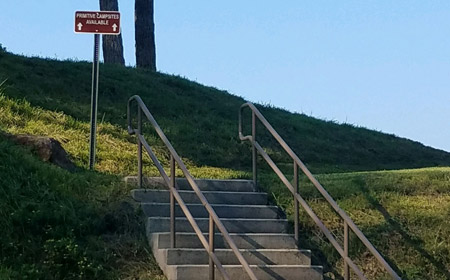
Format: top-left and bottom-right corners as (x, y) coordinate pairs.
(75, 11), (121, 170)
(89, 34), (100, 169)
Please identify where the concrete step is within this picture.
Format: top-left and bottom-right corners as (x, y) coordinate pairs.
(126, 176), (256, 192)
(163, 248), (311, 266)
(132, 176), (323, 280)
(142, 203), (283, 219)
(147, 217), (289, 234)
(165, 264), (323, 280)
(132, 189), (268, 205)
(151, 232), (298, 249)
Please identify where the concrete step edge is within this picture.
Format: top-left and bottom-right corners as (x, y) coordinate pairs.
(165, 248), (310, 253)
(153, 232), (295, 237)
(170, 264), (323, 268)
(163, 247), (312, 266)
(132, 189), (267, 195)
(152, 234), (299, 250)
(126, 177), (257, 192)
(141, 202), (278, 208)
(166, 264), (323, 280)
(148, 217), (288, 222)
(126, 176), (254, 184)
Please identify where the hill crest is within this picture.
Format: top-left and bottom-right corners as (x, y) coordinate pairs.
(0, 49), (449, 173)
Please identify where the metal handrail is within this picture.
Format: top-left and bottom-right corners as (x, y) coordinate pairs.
(127, 95), (257, 280)
(239, 102), (401, 280)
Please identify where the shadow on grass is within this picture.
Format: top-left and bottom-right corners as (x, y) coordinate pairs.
(283, 221), (343, 280)
(358, 184), (450, 280)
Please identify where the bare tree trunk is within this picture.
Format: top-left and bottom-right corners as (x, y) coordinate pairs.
(135, 0), (156, 70)
(100, 0), (125, 65)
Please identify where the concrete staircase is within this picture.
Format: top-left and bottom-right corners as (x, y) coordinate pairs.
(130, 177), (323, 280)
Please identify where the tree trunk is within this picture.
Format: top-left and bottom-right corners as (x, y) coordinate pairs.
(135, 0), (156, 70)
(100, 0), (125, 65)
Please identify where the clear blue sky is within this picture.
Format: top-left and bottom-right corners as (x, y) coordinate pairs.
(1, 1), (449, 152)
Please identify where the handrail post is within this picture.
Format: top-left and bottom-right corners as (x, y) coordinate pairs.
(294, 160), (299, 244)
(209, 215), (215, 280)
(252, 111), (257, 186)
(137, 107), (143, 187)
(344, 220), (350, 280)
(170, 155), (176, 248)
(128, 97), (258, 280)
(236, 102), (402, 279)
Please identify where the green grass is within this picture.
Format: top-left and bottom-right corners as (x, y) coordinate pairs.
(0, 92), (246, 179)
(0, 48), (449, 279)
(258, 167), (450, 279)
(0, 67), (244, 279)
(0, 134), (168, 279)
(0, 50), (449, 173)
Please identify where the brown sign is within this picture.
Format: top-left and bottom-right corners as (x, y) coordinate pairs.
(75, 11), (120, 35)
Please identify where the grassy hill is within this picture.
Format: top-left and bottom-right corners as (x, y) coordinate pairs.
(0, 134), (167, 279)
(0, 49), (449, 173)
(0, 48), (449, 279)
(259, 168), (450, 279)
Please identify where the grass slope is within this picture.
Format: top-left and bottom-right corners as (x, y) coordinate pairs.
(259, 167), (450, 279)
(0, 78), (242, 279)
(0, 49), (449, 279)
(0, 49), (449, 172)
(0, 135), (166, 279)
(0, 92), (245, 179)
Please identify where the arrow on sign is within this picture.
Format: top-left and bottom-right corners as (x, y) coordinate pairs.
(112, 23), (118, 32)
(77, 22), (83, 31)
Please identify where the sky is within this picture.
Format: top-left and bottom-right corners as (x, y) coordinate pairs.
(0, 1), (449, 152)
